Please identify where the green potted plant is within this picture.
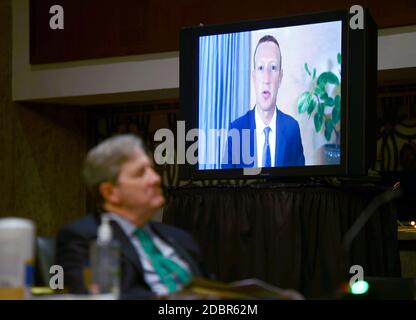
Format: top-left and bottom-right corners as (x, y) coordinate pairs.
(297, 53), (341, 164)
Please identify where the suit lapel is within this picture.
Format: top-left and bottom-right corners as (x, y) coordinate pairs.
(110, 220), (143, 274)
(276, 109), (286, 166)
(150, 223), (203, 277)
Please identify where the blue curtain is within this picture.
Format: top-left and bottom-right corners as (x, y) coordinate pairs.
(198, 32), (251, 170)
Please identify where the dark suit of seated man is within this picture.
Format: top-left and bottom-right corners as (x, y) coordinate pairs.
(222, 35), (305, 169)
(56, 134), (209, 299)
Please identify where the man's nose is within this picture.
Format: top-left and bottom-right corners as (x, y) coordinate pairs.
(149, 167), (161, 185)
(263, 69), (271, 83)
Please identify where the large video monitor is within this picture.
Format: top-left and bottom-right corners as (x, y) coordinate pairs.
(180, 9), (377, 180)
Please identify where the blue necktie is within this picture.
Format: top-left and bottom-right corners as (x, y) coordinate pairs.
(263, 127), (271, 167)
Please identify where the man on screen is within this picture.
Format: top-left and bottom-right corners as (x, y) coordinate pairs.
(222, 35), (305, 168)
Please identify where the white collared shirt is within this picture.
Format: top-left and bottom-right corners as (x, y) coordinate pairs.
(105, 212), (191, 296)
(255, 106), (277, 167)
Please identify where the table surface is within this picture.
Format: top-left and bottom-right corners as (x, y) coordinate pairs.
(398, 227), (416, 241)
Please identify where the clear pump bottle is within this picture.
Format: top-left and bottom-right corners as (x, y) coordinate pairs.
(89, 215), (120, 299)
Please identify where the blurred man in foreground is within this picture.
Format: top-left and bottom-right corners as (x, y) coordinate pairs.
(56, 134), (208, 299)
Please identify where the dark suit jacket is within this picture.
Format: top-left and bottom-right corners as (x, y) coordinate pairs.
(56, 214), (209, 299)
(222, 107), (305, 168)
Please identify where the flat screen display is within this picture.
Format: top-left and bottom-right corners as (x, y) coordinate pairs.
(197, 21), (342, 170)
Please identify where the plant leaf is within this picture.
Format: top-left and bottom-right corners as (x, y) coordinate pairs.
(317, 72), (340, 87)
(325, 97), (334, 107)
(312, 68), (316, 80)
(332, 106), (340, 125)
(317, 102), (324, 116)
(320, 92), (328, 101)
(335, 95), (341, 110)
(337, 52), (341, 65)
(297, 92), (311, 113)
(314, 85), (325, 97)
(296, 91), (317, 115)
(332, 95), (341, 124)
(304, 63), (311, 76)
(314, 112), (323, 132)
(324, 118), (334, 141)
(307, 94), (317, 115)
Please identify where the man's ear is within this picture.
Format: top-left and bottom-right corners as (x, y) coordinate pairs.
(99, 182), (119, 205)
(277, 68), (283, 88)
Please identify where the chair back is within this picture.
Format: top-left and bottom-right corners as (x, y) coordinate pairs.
(35, 236), (56, 287)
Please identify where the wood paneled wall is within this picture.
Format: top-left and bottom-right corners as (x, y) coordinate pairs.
(30, 0), (416, 63)
(1, 1), (88, 236)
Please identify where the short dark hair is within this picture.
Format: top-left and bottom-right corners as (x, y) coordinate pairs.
(253, 35), (282, 70)
(83, 134), (144, 206)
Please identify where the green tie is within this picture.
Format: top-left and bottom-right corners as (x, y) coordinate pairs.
(134, 228), (192, 293)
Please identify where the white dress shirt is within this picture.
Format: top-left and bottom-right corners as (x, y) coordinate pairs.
(255, 106), (277, 167)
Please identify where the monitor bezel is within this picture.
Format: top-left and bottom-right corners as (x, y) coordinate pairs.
(180, 10), (350, 180)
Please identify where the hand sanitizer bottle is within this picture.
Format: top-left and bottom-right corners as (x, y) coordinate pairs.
(89, 215), (120, 299)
